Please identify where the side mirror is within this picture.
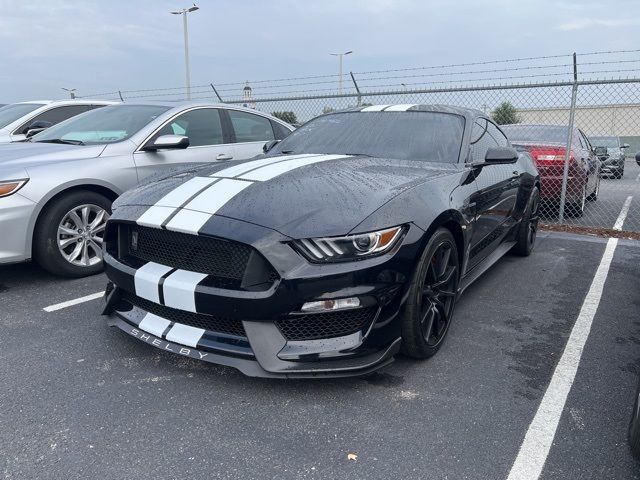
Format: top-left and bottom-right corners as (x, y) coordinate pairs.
(263, 139), (280, 153)
(636, 152), (640, 167)
(23, 120), (53, 136)
(622, 143), (630, 149)
(25, 127), (49, 138)
(594, 146), (609, 158)
(484, 146), (518, 164)
(143, 134), (189, 151)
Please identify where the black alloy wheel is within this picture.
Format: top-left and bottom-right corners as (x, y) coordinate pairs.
(401, 228), (459, 359)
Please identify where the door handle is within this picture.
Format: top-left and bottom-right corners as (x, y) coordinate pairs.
(216, 153), (233, 161)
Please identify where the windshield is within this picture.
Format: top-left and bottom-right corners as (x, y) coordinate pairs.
(501, 125), (568, 143)
(33, 105), (171, 145)
(590, 136), (619, 148)
(0, 103), (45, 129)
(270, 111), (465, 163)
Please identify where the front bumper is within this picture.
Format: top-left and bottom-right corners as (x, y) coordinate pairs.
(600, 157), (625, 174)
(103, 212), (423, 377)
(0, 193), (36, 264)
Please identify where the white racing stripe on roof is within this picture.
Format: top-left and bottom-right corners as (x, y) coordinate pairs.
(162, 270), (208, 313)
(138, 313), (172, 338)
(165, 323), (206, 348)
(384, 104), (418, 111)
(134, 262), (173, 304)
(211, 154), (319, 178)
(240, 154), (349, 182)
(361, 105), (391, 112)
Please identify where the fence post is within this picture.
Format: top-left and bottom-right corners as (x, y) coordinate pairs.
(210, 84), (224, 102)
(558, 52), (578, 223)
(350, 72), (362, 107)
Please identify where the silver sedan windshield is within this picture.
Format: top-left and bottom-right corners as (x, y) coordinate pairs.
(33, 105), (170, 145)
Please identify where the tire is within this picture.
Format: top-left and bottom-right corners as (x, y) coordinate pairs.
(566, 183), (586, 218)
(401, 228), (459, 359)
(629, 378), (640, 460)
(513, 186), (540, 257)
(33, 190), (112, 278)
(587, 175), (600, 201)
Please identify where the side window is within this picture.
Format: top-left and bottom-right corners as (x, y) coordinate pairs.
(486, 121), (509, 147)
(152, 108), (224, 147)
(271, 120), (292, 140)
(16, 105), (90, 134)
(469, 118), (499, 162)
(228, 110), (275, 143)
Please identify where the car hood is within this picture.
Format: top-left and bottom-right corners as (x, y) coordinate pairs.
(0, 142), (106, 168)
(116, 154), (458, 238)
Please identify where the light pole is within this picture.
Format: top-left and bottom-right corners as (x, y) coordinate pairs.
(330, 50), (352, 95)
(171, 4), (199, 100)
(62, 88), (76, 99)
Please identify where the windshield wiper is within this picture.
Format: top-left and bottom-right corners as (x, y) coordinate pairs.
(36, 138), (85, 146)
(280, 150), (296, 154)
(345, 152), (373, 157)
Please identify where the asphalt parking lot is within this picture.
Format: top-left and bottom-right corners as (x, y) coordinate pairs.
(1, 230), (639, 480)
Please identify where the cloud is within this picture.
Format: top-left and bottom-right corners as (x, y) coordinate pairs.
(557, 18), (638, 31)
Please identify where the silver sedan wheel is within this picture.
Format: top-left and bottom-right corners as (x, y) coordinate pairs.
(57, 204), (110, 267)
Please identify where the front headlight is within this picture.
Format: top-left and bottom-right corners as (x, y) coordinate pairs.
(0, 179), (28, 198)
(293, 225), (405, 263)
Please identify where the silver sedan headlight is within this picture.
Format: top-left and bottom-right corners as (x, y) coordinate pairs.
(0, 179), (28, 198)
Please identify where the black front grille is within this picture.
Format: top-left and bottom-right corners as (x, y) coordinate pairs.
(119, 225), (278, 290)
(122, 291), (246, 339)
(276, 307), (378, 341)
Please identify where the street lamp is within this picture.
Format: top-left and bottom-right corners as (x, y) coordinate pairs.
(62, 88), (76, 99)
(329, 50), (352, 95)
(171, 4), (200, 100)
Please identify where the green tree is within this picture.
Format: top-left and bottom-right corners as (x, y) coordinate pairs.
(271, 111), (298, 125)
(491, 101), (521, 125)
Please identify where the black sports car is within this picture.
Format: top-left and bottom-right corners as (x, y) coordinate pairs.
(102, 104), (540, 378)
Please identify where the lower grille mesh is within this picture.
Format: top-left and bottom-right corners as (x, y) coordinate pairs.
(122, 291), (246, 339)
(275, 307), (377, 341)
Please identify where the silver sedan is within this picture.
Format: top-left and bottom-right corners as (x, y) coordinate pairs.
(0, 101), (293, 277)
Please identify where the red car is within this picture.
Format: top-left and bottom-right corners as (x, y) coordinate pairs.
(501, 124), (600, 217)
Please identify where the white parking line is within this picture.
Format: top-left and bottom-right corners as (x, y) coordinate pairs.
(506, 237), (618, 480)
(613, 195), (633, 231)
(43, 291), (104, 312)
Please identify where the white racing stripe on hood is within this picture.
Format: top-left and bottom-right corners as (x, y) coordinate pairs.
(211, 153), (319, 178)
(384, 104), (417, 111)
(135, 154), (348, 233)
(239, 154), (349, 182)
(136, 176), (218, 228)
(361, 105), (391, 111)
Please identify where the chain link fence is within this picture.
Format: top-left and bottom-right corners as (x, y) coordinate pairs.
(80, 50), (640, 235)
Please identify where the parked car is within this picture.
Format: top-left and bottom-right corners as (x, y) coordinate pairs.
(0, 102), (294, 277)
(102, 104), (539, 378)
(590, 135), (629, 179)
(637, 151), (640, 167)
(0, 100), (117, 142)
(501, 124), (600, 217)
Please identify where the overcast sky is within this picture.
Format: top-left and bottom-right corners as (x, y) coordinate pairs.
(0, 0), (638, 102)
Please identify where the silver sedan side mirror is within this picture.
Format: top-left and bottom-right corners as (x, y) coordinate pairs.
(143, 134), (190, 151)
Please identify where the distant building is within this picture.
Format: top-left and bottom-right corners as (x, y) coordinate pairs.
(242, 82), (256, 109)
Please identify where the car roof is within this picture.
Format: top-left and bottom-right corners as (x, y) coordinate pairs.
(12, 99), (118, 106)
(345, 103), (484, 118)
